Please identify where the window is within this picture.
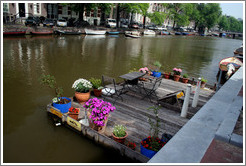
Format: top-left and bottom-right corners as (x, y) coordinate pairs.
(34, 3), (40, 14)
(3, 3), (9, 13)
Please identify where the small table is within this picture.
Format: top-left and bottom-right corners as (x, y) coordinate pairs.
(119, 72), (146, 91)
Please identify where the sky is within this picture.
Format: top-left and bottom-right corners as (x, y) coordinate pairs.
(220, 3), (244, 19)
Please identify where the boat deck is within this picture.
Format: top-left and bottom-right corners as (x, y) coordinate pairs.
(46, 77), (215, 162)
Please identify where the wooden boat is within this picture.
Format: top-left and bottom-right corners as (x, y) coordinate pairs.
(107, 31), (120, 35)
(125, 31), (141, 38)
(143, 30), (155, 35)
(55, 30), (82, 35)
(85, 29), (106, 35)
(160, 31), (170, 35)
(219, 56), (243, 71)
(3, 31), (26, 36)
(182, 32), (189, 35)
(234, 46), (243, 56)
(30, 31), (53, 35)
(175, 32), (182, 35)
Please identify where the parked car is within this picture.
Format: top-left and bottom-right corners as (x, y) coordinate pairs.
(74, 20), (90, 27)
(43, 18), (55, 27)
(120, 23), (128, 28)
(148, 24), (158, 30)
(25, 16), (40, 26)
(57, 19), (67, 27)
(128, 22), (139, 29)
(106, 18), (116, 28)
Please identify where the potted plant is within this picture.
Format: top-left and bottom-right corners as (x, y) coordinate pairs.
(68, 107), (80, 120)
(173, 68), (182, 82)
(112, 124), (128, 144)
(140, 106), (166, 158)
(40, 74), (71, 113)
(164, 72), (171, 79)
(83, 98), (115, 134)
(182, 73), (189, 83)
(89, 77), (103, 97)
(127, 141), (136, 150)
(201, 77), (208, 88)
(72, 78), (92, 103)
(152, 61), (162, 78)
(139, 67), (152, 81)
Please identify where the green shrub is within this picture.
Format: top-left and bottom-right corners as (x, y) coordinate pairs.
(183, 73), (189, 78)
(113, 124), (127, 137)
(89, 77), (103, 89)
(201, 77), (208, 83)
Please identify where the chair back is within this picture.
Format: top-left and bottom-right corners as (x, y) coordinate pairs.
(152, 77), (162, 90)
(102, 75), (116, 88)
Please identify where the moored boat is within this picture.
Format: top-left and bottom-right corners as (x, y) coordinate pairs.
(55, 30), (82, 35)
(125, 31), (141, 38)
(175, 32), (182, 35)
(107, 31), (120, 35)
(234, 45), (243, 56)
(3, 31), (26, 36)
(30, 31), (53, 35)
(160, 31), (170, 35)
(143, 30), (155, 35)
(182, 32), (189, 35)
(85, 29), (106, 35)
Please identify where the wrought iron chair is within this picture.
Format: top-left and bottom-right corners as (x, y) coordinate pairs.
(101, 75), (124, 103)
(138, 77), (162, 103)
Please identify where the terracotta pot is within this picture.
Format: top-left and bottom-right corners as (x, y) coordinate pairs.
(112, 131), (128, 144)
(182, 78), (189, 83)
(164, 73), (170, 79)
(75, 91), (90, 103)
(201, 82), (206, 88)
(87, 111), (109, 134)
(173, 75), (180, 82)
(93, 89), (102, 97)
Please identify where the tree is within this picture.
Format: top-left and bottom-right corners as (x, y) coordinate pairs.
(148, 11), (166, 25)
(218, 15), (229, 31)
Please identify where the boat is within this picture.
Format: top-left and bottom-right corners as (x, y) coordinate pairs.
(234, 45), (243, 56)
(160, 31), (170, 35)
(3, 31), (26, 36)
(107, 31), (120, 35)
(30, 31), (53, 35)
(55, 30), (82, 35)
(85, 29), (106, 35)
(143, 30), (155, 35)
(125, 31), (141, 38)
(175, 32), (182, 35)
(182, 32), (189, 35)
(212, 33), (219, 37)
(216, 56), (243, 85)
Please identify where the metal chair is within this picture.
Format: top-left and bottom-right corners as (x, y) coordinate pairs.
(138, 77), (162, 103)
(101, 75), (124, 103)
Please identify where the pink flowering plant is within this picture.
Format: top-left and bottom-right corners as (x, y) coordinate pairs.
(139, 67), (152, 75)
(83, 98), (116, 126)
(173, 68), (182, 75)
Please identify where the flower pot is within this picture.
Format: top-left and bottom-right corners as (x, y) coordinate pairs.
(93, 89), (102, 97)
(140, 138), (157, 158)
(182, 78), (189, 83)
(173, 75), (180, 82)
(75, 91), (90, 103)
(68, 108), (80, 120)
(152, 71), (162, 78)
(87, 111), (109, 134)
(201, 82), (206, 88)
(52, 97), (71, 113)
(112, 132), (128, 144)
(164, 73), (170, 79)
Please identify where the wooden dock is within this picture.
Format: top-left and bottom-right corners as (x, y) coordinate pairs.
(46, 77), (215, 162)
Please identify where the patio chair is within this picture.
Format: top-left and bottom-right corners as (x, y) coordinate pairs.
(101, 75), (124, 103)
(138, 77), (162, 103)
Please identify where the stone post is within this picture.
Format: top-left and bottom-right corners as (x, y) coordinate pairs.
(181, 84), (191, 118)
(192, 78), (201, 108)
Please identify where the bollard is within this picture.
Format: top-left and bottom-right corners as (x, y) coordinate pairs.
(181, 84), (192, 118)
(79, 107), (89, 126)
(192, 78), (201, 108)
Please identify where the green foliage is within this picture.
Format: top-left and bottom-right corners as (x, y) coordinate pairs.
(113, 124), (127, 137)
(201, 77), (208, 83)
(218, 15), (229, 31)
(147, 105), (161, 138)
(148, 11), (166, 25)
(89, 77), (103, 89)
(40, 74), (64, 102)
(183, 73), (189, 78)
(154, 61), (162, 68)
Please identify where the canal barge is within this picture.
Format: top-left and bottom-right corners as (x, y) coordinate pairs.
(46, 77), (215, 162)
(3, 30), (26, 36)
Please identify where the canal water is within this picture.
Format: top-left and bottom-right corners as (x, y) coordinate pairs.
(3, 34), (242, 163)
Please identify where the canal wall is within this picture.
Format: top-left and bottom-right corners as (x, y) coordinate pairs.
(148, 67), (243, 163)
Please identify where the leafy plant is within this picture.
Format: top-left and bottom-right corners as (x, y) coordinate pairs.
(153, 61), (162, 68)
(113, 124), (127, 138)
(147, 105), (161, 138)
(89, 77), (103, 90)
(183, 73), (189, 78)
(127, 141), (136, 150)
(72, 78), (92, 93)
(201, 77), (208, 83)
(173, 68), (182, 75)
(40, 74), (67, 104)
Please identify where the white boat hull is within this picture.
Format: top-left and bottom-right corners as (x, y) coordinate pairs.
(85, 29), (106, 35)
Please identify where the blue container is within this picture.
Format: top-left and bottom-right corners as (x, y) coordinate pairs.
(52, 97), (71, 113)
(140, 138), (157, 158)
(152, 71), (161, 78)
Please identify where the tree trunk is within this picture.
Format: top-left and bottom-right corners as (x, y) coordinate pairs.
(79, 4), (85, 21)
(143, 15), (146, 28)
(172, 21), (176, 29)
(116, 4), (120, 28)
(110, 5), (114, 18)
